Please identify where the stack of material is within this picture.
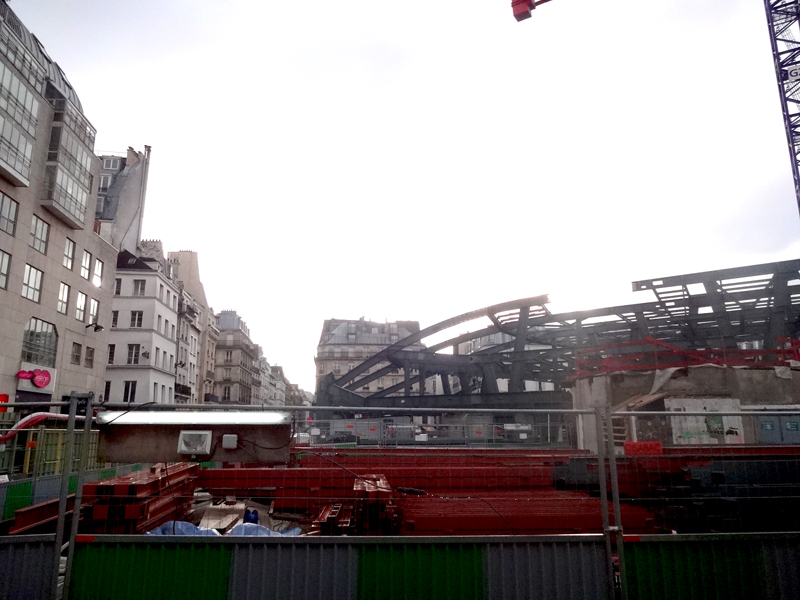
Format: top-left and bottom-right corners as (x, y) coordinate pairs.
(398, 489), (656, 535)
(83, 463), (198, 534)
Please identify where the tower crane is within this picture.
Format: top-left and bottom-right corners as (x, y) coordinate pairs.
(512, 0), (800, 218)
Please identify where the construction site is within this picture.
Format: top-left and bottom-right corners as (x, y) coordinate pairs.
(0, 258), (798, 599)
(2, 0), (800, 599)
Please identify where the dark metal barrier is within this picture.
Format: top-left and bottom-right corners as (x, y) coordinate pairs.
(69, 535), (609, 600)
(0, 535), (55, 600)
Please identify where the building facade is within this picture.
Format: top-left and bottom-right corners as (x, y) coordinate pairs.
(95, 147), (150, 254)
(166, 250), (218, 404)
(0, 2), (118, 406)
(214, 310), (257, 404)
(105, 248), (179, 404)
(175, 288), (200, 403)
(315, 318), (424, 395)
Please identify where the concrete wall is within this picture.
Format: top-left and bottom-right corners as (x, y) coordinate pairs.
(572, 366), (800, 450)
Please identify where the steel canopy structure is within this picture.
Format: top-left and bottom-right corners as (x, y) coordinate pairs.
(315, 259), (800, 410)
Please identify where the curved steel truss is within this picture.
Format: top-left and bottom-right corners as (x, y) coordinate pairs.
(316, 259), (800, 409)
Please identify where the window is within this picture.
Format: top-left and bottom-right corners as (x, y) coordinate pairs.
(114, 278), (121, 295)
(21, 264), (42, 302)
(75, 292), (86, 321)
(84, 347), (94, 368)
(57, 282), (70, 313)
(103, 158), (120, 170)
(92, 259), (103, 287)
(171, 324), (175, 339)
(133, 279), (145, 296)
(103, 381), (111, 402)
(29, 215), (48, 254)
(130, 311), (143, 328)
(159, 284), (164, 300)
(153, 382), (158, 402)
(318, 363), (324, 374)
(224, 368), (231, 380)
(107, 344), (115, 365)
(390, 323), (398, 334)
(127, 344), (140, 365)
(70, 342), (81, 365)
(0, 193), (18, 236)
(224, 350), (232, 363)
(98, 174), (112, 192)
(161, 385), (166, 403)
(157, 315), (162, 332)
(223, 386), (231, 402)
(111, 310), (118, 327)
(166, 290), (170, 305)
(63, 238), (75, 269)
(21, 318), (58, 367)
(123, 380), (136, 403)
(0, 249), (9, 289)
(88, 298), (99, 324)
(80, 251), (91, 279)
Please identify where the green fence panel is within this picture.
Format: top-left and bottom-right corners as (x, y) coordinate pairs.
(626, 539), (769, 600)
(70, 540), (232, 600)
(2, 482), (32, 521)
(358, 543), (484, 600)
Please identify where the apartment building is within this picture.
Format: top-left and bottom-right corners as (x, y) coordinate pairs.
(95, 147), (150, 254)
(105, 248), (179, 404)
(315, 318), (425, 395)
(0, 2), (118, 406)
(214, 310), (257, 404)
(167, 250), (218, 403)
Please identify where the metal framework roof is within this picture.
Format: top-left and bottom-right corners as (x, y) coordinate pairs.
(316, 259), (800, 409)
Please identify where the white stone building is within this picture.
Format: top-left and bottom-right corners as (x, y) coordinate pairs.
(167, 250), (218, 404)
(105, 248), (179, 404)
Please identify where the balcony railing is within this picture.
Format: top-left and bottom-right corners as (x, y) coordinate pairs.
(48, 97), (96, 150)
(175, 383), (191, 397)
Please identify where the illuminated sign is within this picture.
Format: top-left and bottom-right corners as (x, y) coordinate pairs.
(16, 363), (57, 394)
(16, 369), (51, 388)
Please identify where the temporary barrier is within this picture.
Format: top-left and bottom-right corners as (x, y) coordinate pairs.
(624, 533), (800, 600)
(69, 535), (609, 600)
(0, 535), (55, 600)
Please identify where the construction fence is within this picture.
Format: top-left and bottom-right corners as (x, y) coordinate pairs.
(0, 406), (800, 599)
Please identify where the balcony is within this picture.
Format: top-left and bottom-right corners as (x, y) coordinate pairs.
(48, 97), (96, 150)
(175, 383), (191, 398)
(178, 300), (198, 319)
(42, 167), (87, 229)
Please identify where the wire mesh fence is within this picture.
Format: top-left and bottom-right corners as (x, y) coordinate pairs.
(1, 404), (799, 600)
(0, 409), (798, 537)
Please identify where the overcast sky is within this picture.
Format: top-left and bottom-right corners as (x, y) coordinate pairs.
(12, 0), (800, 391)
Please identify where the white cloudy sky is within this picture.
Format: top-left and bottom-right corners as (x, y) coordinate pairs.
(13, 0), (800, 391)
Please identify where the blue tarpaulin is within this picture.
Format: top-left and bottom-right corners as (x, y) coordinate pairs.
(228, 523), (302, 536)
